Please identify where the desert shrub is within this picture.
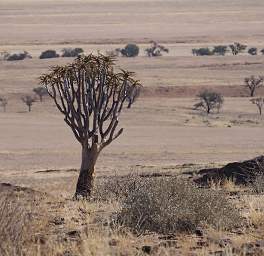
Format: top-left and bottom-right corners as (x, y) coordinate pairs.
(251, 174), (264, 194)
(61, 47), (84, 57)
(39, 49), (59, 59)
(192, 48), (213, 56)
(21, 95), (36, 112)
(119, 44), (139, 57)
(194, 89), (224, 114)
(33, 86), (48, 102)
(0, 97), (8, 112)
(110, 176), (241, 234)
(212, 45), (228, 56)
(4, 51), (32, 61)
(229, 42), (247, 55)
(248, 47), (258, 55)
(261, 49), (264, 55)
(145, 41), (169, 57)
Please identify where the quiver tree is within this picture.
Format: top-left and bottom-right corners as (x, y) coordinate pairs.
(40, 55), (142, 198)
(251, 98), (264, 115)
(244, 76), (263, 97)
(33, 86), (48, 102)
(21, 95), (35, 112)
(194, 89), (224, 114)
(0, 97), (7, 112)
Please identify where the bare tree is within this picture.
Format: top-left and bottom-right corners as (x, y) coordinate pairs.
(0, 97), (8, 112)
(40, 55), (142, 198)
(21, 95), (35, 112)
(251, 98), (264, 115)
(33, 86), (48, 102)
(194, 90), (224, 114)
(244, 76), (264, 97)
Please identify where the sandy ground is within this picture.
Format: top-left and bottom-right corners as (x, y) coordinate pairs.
(0, 0), (263, 177)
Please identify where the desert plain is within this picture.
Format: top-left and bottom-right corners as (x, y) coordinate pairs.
(1, 0), (264, 255)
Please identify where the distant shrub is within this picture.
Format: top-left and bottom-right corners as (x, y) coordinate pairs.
(118, 44), (139, 57)
(21, 95), (36, 112)
(229, 42), (247, 55)
(0, 97), (8, 112)
(212, 45), (228, 56)
(105, 175), (241, 234)
(194, 89), (224, 114)
(4, 51), (32, 61)
(192, 48), (213, 56)
(33, 87), (48, 102)
(39, 50), (59, 59)
(61, 47), (84, 57)
(145, 41), (169, 57)
(248, 47), (258, 56)
(261, 49), (264, 55)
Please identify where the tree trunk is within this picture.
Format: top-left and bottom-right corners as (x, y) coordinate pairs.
(74, 144), (98, 199)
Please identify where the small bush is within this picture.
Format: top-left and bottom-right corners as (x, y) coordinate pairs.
(248, 47), (257, 55)
(119, 44), (139, 57)
(95, 175), (242, 234)
(39, 50), (59, 59)
(61, 47), (84, 57)
(4, 51), (32, 61)
(261, 49), (264, 55)
(192, 48), (213, 56)
(229, 42), (247, 55)
(212, 45), (228, 56)
(145, 41), (169, 57)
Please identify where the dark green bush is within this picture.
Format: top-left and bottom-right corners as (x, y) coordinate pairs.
(192, 48), (213, 56)
(120, 44), (139, 57)
(212, 45), (228, 56)
(39, 50), (59, 59)
(61, 48), (84, 57)
(5, 51), (32, 61)
(248, 47), (258, 55)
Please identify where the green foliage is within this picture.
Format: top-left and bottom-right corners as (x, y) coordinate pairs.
(39, 50), (59, 59)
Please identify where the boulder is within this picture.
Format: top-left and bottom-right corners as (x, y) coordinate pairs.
(194, 155), (264, 185)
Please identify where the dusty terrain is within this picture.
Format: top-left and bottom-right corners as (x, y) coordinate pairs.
(1, 0), (264, 255)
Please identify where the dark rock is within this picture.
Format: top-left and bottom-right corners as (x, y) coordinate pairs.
(142, 245), (152, 254)
(67, 230), (81, 238)
(109, 239), (119, 246)
(194, 155), (264, 185)
(52, 216), (65, 225)
(197, 240), (209, 247)
(255, 240), (264, 248)
(159, 240), (178, 248)
(195, 228), (204, 237)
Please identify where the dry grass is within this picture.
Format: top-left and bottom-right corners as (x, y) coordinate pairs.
(98, 175), (242, 234)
